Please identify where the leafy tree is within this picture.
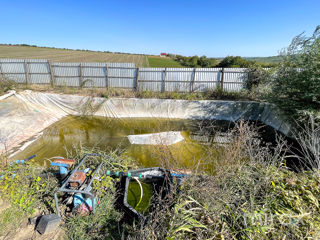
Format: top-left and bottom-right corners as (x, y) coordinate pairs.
(198, 56), (211, 67)
(269, 26), (320, 118)
(189, 56), (199, 67)
(171, 54), (217, 68)
(217, 56), (255, 68)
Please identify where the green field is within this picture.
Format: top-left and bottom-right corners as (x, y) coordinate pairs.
(0, 44), (148, 67)
(148, 56), (184, 68)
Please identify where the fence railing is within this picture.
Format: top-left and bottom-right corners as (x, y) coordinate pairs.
(0, 59), (249, 92)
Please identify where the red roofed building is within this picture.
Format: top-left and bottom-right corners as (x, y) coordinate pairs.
(160, 53), (167, 57)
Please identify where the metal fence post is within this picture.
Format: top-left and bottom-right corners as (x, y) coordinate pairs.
(24, 60), (30, 85)
(79, 63), (83, 87)
(48, 60), (55, 87)
(161, 68), (167, 92)
(220, 68), (225, 90)
(105, 64), (109, 89)
(190, 68), (196, 92)
(135, 67), (140, 91)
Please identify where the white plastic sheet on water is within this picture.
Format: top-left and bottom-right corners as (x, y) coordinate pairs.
(127, 131), (184, 145)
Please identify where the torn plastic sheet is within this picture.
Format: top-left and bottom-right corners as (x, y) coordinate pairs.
(128, 131), (184, 145)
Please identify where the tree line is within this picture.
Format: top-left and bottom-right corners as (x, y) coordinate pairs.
(167, 54), (277, 68)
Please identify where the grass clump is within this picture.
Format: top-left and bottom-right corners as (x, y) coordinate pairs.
(0, 77), (16, 95)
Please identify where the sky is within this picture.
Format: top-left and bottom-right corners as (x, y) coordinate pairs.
(0, 0), (319, 57)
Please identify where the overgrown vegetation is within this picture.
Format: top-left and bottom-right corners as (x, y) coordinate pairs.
(0, 163), (59, 236)
(167, 54), (277, 68)
(0, 146), (137, 238)
(1, 118), (320, 239)
(267, 26), (320, 119)
(163, 164), (320, 239)
(126, 121), (320, 240)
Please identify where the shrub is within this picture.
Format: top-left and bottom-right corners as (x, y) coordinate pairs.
(0, 163), (58, 214)
(216, 56), (255, 68)
(268, 26), (320, 119)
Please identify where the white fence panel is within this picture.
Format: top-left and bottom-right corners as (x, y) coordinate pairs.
(0, 59), (254, 92)
(223, 68), (247, 92)
(139, 68), (165, 92)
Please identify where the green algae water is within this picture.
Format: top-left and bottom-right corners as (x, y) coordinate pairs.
(127, 180), (153, 214)
(12, 116), (230, 171)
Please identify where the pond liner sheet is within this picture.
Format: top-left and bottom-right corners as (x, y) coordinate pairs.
(0, 90), (292, 155)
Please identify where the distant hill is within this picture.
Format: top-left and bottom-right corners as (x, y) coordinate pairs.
(0, 44), (148, 67)
(245, 56), (282, 63)
(0, 44), (283, 67)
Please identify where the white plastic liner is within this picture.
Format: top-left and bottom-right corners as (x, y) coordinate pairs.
(0, 90), (15, 101)
(0, 90), (292, 155)
(127, 131), (184, 145)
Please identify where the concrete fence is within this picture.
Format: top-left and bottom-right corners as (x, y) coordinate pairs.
(0, 59), (249, 92)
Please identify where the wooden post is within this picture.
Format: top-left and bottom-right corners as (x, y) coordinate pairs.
(135, 67), (140, 91)
(161, 68), (167, 92)
(79, 63), (83, 88)
(24, 60), (30, 85)
(105, 64), (109, 89)
(220, 68), (225, 90)
(190, 68), (196, 92)
(48, 60), (55, 87)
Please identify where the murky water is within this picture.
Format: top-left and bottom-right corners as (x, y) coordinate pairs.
(12, 116), (231, 172)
